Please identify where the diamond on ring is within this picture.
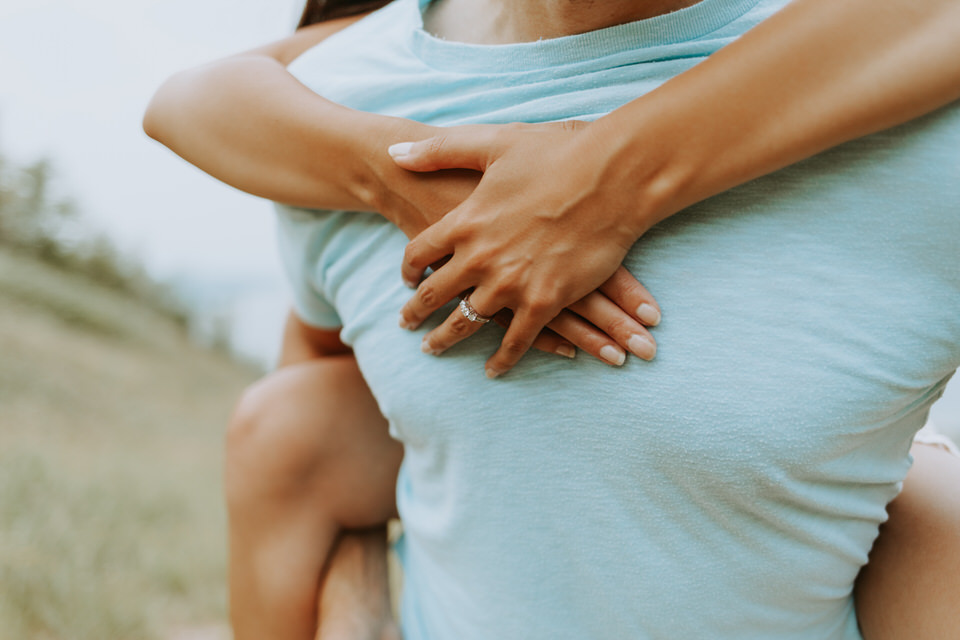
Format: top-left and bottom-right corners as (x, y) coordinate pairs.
(459, 298), (491, 324)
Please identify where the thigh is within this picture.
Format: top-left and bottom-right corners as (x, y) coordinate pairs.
(855, 444), (960, 639)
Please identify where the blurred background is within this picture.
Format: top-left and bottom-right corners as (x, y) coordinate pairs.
(1, 1), (299, 638)
(0, 1), (958, 639)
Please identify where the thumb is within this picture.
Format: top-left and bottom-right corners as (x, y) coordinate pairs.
(388, 131), (494, 172)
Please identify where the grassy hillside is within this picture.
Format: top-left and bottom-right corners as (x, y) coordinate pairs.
(0, 246), (258, 640)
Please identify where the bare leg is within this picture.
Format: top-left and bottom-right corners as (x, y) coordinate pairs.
(225, 356), (402, 640)
(855, 444), (960, 639)
(316, 528), (400, 640)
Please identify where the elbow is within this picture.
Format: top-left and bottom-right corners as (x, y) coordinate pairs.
(142, 97), (162, 141)
(142, 90), (167, 143)
(142, 72), (186, 144)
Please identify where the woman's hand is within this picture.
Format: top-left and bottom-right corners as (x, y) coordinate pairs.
(391, 121), (669, 378)
(377, 152), (661, 368)
(420, 266), (660, 366)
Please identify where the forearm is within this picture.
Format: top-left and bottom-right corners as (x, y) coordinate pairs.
(595, 0), (960, 231)
(144, 54), (433, 214)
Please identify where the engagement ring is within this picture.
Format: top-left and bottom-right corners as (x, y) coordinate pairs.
(459, 297), (491, 324)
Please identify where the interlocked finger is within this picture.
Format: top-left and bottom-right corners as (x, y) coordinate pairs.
(528, 327), (577, 359)
(567, 291), (657, 361)
(599, 266), (661, 327)
(421, 308), (577, 360)
(494, 310), (577, 360)
(484, 307), (556, 378)
(420, 294), (497, 355)
(402, 223), (455, 288)
(545, 310), (627, 366)
(399, 259), (473, 331)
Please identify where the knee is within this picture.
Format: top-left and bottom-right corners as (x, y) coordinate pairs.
(226, 375), (293, 466)
(224, 369), (341, 511)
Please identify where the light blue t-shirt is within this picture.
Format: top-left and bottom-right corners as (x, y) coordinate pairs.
(276, 0), (960, 637)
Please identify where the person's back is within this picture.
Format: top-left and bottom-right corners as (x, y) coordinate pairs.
(275, 0), (960, 636)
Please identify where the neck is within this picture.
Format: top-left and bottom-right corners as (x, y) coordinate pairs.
(425, 0), (702, 44)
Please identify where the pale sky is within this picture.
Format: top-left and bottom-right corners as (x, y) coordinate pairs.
(0, 0), (301, 280)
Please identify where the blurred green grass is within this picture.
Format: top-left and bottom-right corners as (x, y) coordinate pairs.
(0, 247), (258, 639)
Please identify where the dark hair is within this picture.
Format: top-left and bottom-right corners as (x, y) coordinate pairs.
(298, 0), (392, 27)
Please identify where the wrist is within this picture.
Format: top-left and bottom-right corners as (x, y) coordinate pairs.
(587, 100), (699, 236)
(350, 115), (437, 224)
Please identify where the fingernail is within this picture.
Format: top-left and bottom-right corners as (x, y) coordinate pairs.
(556, 344), (576, 359)
(399, 315), (413, 330)
(636, 304), (661, 327)
(421, 337), (442, 356)
(485, 367), (503, 379)
(388, 142), (414, 159)
(627, 334), (657, 361)
(599, 345), (626, 366)
(403, 277), (418, 289)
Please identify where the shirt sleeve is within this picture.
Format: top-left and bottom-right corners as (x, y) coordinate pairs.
(274, 206), (343, 329)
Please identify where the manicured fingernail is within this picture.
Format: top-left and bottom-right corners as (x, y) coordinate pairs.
(627, 334), (657, 361)
(636, 304), (661, 326)
(421, 337), (442, 356)
(388, 142), (414, 159)
(399, 315), (413, 330)
(485, 367), (503, 379)
(599, 345), (626, 366)
(556, 344), (576, 359)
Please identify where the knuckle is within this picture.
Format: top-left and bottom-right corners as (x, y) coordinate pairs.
(450, 217), (479, 243)
(461, 260), (485, 280)
(527, 296), (555, 318)
(608, 278), (630, 299)
(417, 283), (438, 307)
(491, 282), (514, 301)
(625, 280), (648, 300)
(530, 285), (564, 315)
(467, 244), (496, 268)
(606, 318), (629, 337)
(426, 135), (448, 157)
(580, 333), (609, 354)
(500, 265), (527, 286)
(448, 315), (472, 336)
(403, 242), (420, 266)
(502, 339), (528, 357)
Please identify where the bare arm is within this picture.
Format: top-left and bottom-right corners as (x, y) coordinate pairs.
(145, 0), (960, 232)
(602, 0), (960, 229)
(143, 14), (452, 235)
